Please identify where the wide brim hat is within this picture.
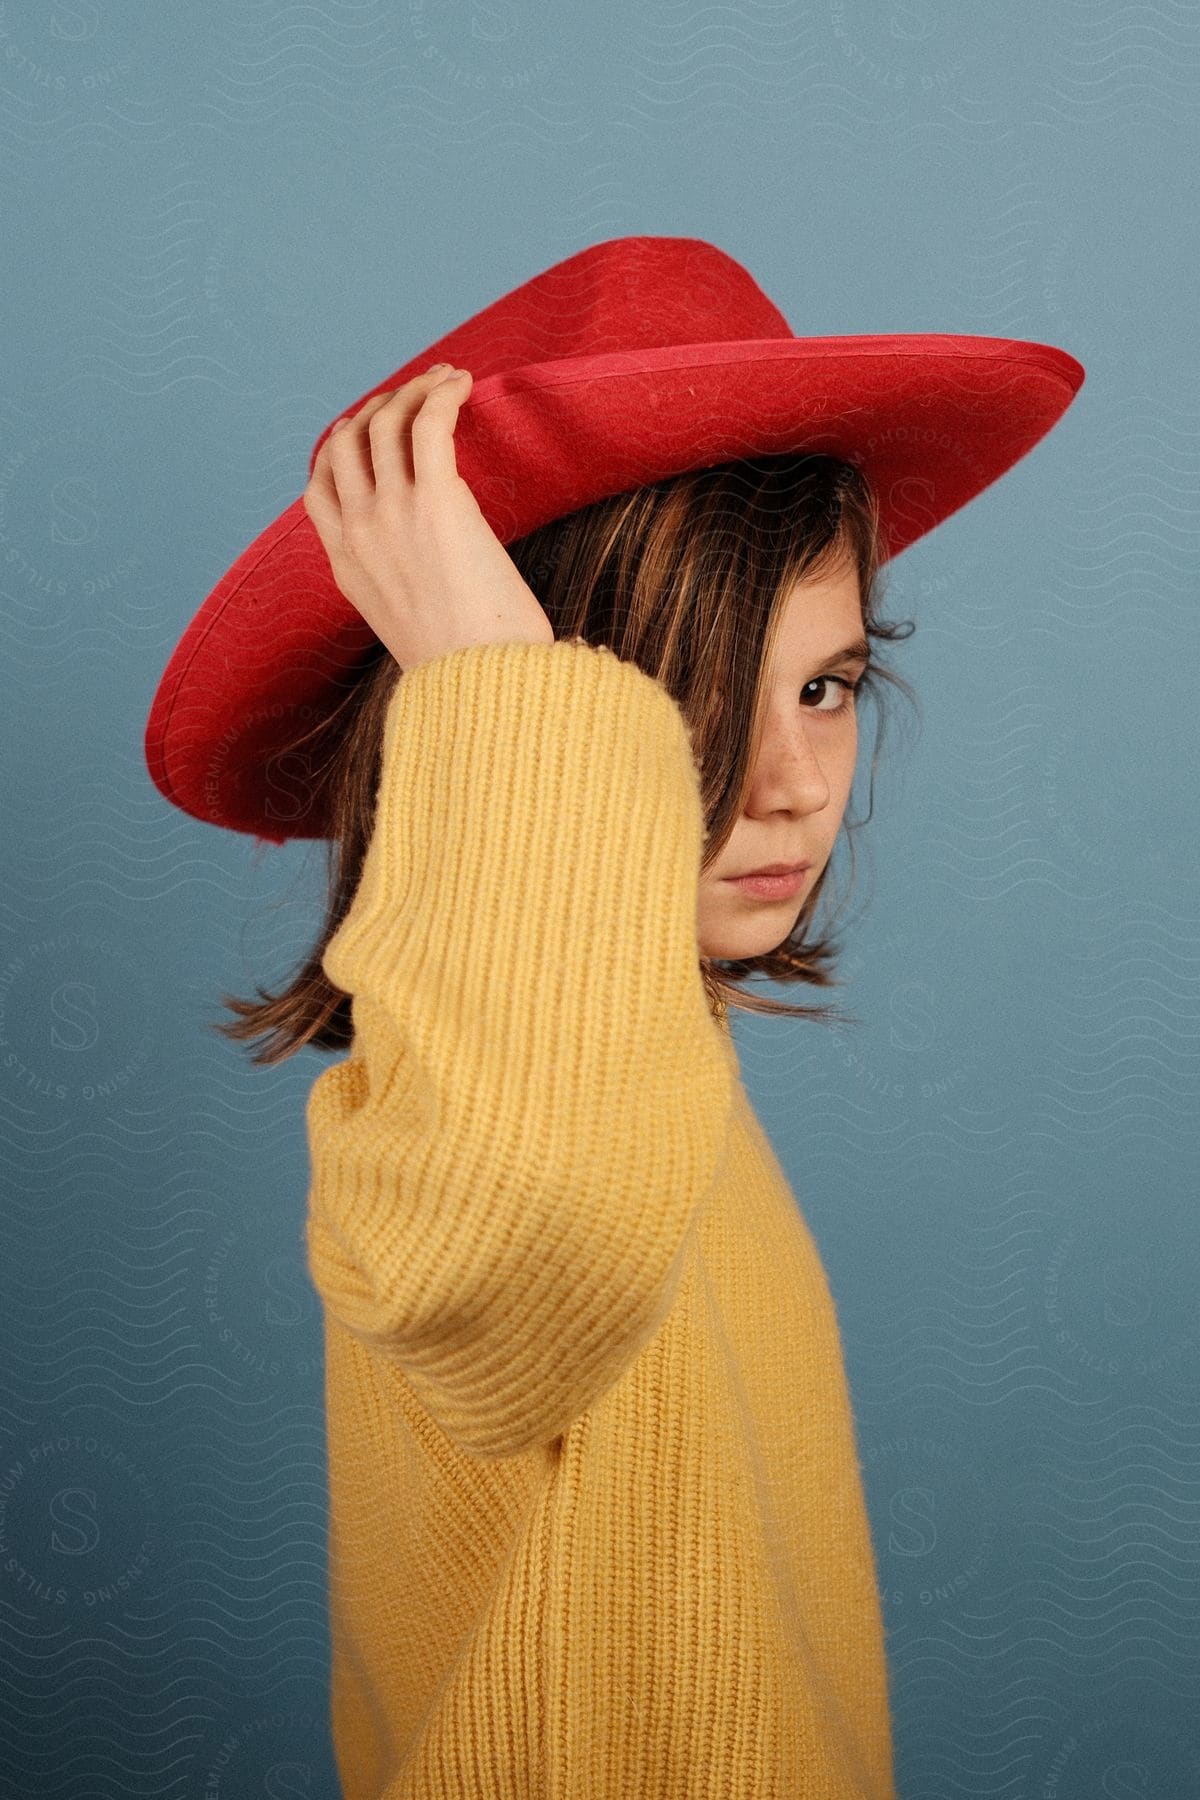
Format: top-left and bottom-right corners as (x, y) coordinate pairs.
(144, 233), (1085, 844)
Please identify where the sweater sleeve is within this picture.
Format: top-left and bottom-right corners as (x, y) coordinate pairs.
(303, 635), (737, 1461)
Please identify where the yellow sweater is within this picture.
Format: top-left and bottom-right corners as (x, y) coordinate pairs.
(303, 636), (897, 1799)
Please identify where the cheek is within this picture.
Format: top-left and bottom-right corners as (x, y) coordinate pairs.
(831, 720), (859, 792)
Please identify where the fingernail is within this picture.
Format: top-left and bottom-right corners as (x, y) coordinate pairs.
(428, 362), (450, 374)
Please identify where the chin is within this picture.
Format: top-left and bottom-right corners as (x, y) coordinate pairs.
(699, 925), (797, 961)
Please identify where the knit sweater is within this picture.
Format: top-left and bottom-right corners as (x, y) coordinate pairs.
(303, 635), (897, 1800)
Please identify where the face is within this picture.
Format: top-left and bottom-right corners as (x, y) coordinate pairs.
(697, 556), (866, 961)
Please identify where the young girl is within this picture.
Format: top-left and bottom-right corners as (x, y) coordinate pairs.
(156, 235), (1083, 1798)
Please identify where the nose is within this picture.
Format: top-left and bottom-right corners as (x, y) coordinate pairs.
(746, 713), (834, 817)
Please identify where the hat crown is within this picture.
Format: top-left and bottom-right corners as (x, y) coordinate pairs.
(415, 235), (794, 381)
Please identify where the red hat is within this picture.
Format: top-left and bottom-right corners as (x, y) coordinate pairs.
(144, 233), (1085, 845)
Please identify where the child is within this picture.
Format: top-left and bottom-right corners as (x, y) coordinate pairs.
(146, 234), (1085, 1798)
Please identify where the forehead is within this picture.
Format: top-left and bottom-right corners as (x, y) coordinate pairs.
(773, 557), (863, 659)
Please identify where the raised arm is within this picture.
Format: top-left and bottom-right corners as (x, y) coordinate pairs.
(303, 635), (736, 1460)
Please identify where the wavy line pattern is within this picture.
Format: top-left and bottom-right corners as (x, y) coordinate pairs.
(2, 0), (1198, 1794)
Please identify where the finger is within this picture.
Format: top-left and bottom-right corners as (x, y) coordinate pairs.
(331, 367), (455, 502)
(408, 369), (473, 487)
(324, 391), (397, 511)
(302, 454), (341, 550)
(303, 428), (350, 552)
(370, 365), (462, 491)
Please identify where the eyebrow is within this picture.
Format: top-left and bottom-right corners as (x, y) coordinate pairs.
(824, 635), (872, 670)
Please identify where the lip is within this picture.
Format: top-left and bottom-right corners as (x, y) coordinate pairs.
(732, 862), (811, 878)
(723, 863), (811, 901)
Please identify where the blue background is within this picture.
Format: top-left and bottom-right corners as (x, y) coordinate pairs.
(2, 3), (1198, 1795)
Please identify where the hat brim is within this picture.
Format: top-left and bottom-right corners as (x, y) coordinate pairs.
(146, 332), (1084, 841)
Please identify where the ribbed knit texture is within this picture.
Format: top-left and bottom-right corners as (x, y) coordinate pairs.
(303, 636), (897, 1800)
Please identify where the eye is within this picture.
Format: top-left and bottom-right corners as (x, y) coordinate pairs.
(801, 674), (862, 716)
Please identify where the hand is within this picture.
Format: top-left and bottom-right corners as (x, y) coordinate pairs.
(303, 364), (555, 671)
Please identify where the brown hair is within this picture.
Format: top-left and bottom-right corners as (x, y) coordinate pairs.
(212, 451), (917, 1064)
